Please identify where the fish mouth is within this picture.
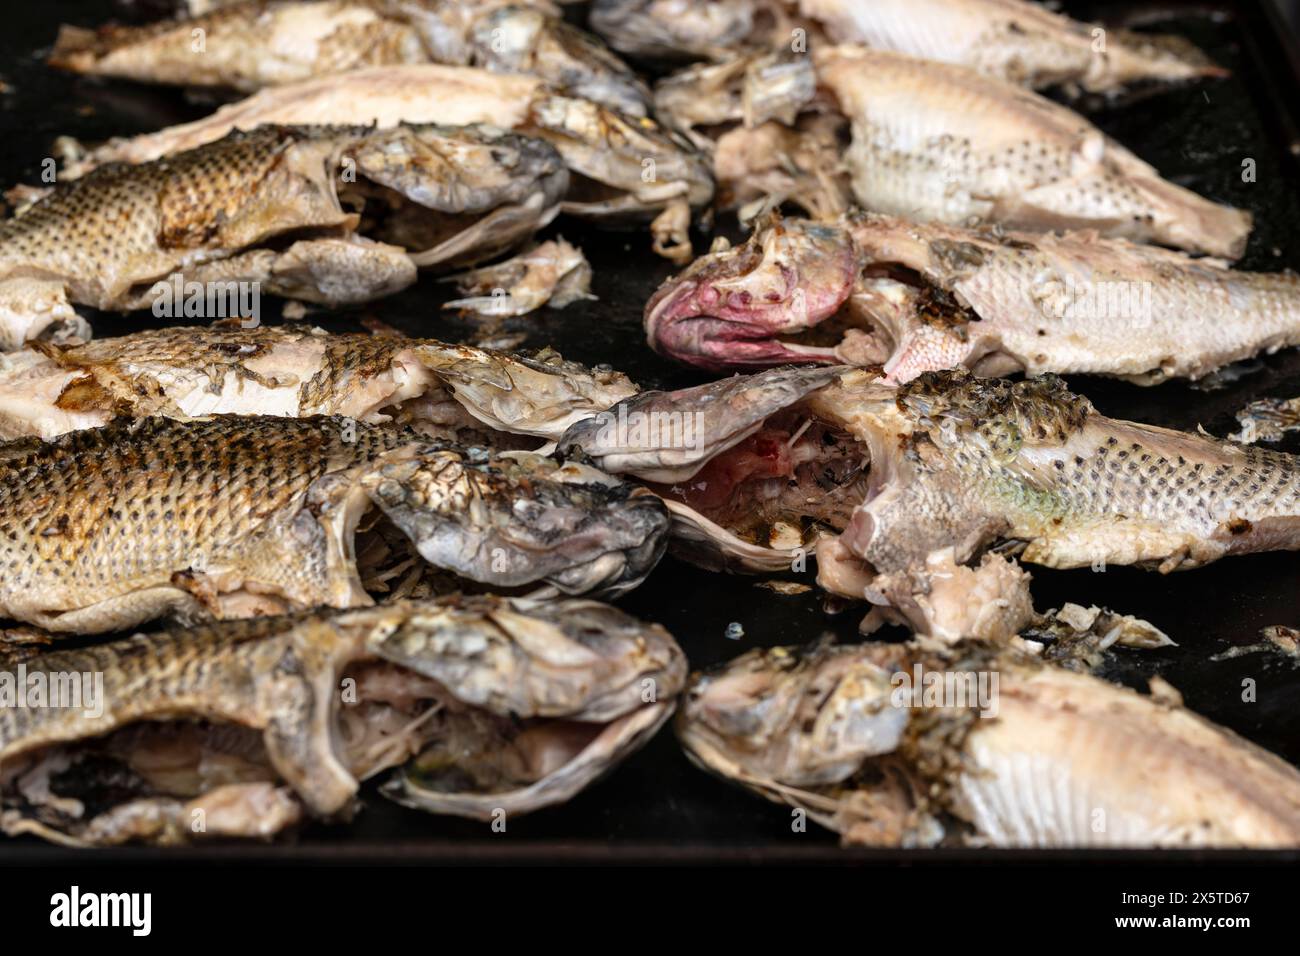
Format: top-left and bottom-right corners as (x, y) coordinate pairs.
(644, 219), (862, 371)
(378, 701), (674, 820)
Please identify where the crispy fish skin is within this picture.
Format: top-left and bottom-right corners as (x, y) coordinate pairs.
(0, 123), (567, 349)
(0, 415), (669, 633)
(0, 324), (636, 441)
(0, 595), (685, 845)
(799, 0), (1225, 93)
(52, 0), (652, 115)
(646, 213), (1300, 382)
(589, 0), (765, 61)
(813, 47), (1249, 259)
(678, 641), (1300, 848)
(55, 65), (713, 247)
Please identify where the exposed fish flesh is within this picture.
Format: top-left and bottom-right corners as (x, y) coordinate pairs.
(54, 64), (714, 260)
(646, 214), (1300, 382)
(0, 123), (567, 349)
(1230, 395), (1300, 444)
(0, 595), (684, 845)
(0, 324), (635, 442)
(813, 47), (1249, 258)
(561, 367), (1300, 641)
(678, 640), (1300, 847)
(443, 238), (594, 317)
(798, 0), (1225, 93)
(52, 0), (653, 116)
(0, 415), (668, 632)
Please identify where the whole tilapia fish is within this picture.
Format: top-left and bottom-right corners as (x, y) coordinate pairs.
(54, 64), (713, 261)
(679, 640), (1300, 848)
(0, 324), (634, 442)
(798, 0), (1225, 93)
(0, 415), (668, 633)
(647, 213), (1300, 383)
(813, 47), (1249, 258)
(560, 367), (1300, 642)
(0, 595), (685, 846)
(0, 123), (567, 349)
(52, 0), (653, 116)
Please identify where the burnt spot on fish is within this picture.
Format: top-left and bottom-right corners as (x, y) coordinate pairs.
(897, 370), (1092, 445)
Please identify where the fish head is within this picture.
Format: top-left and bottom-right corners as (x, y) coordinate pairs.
(340, 123), (569, 268)
(525, 94), (714, 219)
(361, 444), (670, 597)
(557, 364), (845, 483)
(471, 6), (652, 117)
(412, 342), (638, 440)
(645, 217), (860, 371)
(590, 0), (758, 60)
(368, 595), (686, 819)
(677, 641), (910, 794)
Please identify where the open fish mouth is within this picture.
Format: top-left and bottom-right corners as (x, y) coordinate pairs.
(0, 415), (670, 634)
(0, 596), (685, 845)
(678, 639), (1300, 848)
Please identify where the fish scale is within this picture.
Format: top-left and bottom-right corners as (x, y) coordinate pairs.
(0, 416), (409, 631)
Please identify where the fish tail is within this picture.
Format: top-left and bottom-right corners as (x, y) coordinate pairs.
(1133, 174), (1252, 259)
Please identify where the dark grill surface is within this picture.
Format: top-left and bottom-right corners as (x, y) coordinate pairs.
(2, 0), (1300, 862)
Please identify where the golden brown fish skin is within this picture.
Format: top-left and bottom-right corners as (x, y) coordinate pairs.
(52, 65), (713, 261)
(51, 0), (651, 115)
(813, 46), (1250, 259)
(0, 414), (670, 633)
(0, 595), (686, 845)
(0, 324), (636, 442)
(0, 122), (567, 349)
(678, 640), (1300, 848)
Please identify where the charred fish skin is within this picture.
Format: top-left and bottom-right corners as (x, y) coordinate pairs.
(677, 640), (1300, 848)
(52, 0), (653, 116)
(800, 0), (1225, 93)
(647, 213), (1300, 383)
(0, 324), (637, 442)
(0, 415), (670, 633)
(0, 595), (686, 846)
(0, 123), (568, 349)
(814, 46), (1250, 259)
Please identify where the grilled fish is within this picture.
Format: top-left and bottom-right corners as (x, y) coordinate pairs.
(813, 47), (1249, 258)
(52, 0), (653, 116)
(647, 213), (1300, 383)
(443, 238), (594, 317)
(0, 415), (668, 633)
(561, 367), (1300, 641)
(0, 324), (634, 442)
(798, 0), (1225, 93)
(0, 123), (567, 349)
(0, 595), (684, 845)
(678, 640), (1300, 848)
(55, 64), (713, 260)
(589, 0), (777, 62)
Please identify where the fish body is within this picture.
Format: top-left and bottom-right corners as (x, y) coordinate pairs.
(679, 640), (1300, 847)
(647, 214), (1300, 383)
(0, 415), (668, 632)
(561, 368), (1300, 640)
(814, 47), (1249, 258)
(0, 123), (567, 348)
(0, 595), (684, 845)
(0, 324), (635, 442)
(799, 0), (1225, 93)
(52, 0), (653, 116)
